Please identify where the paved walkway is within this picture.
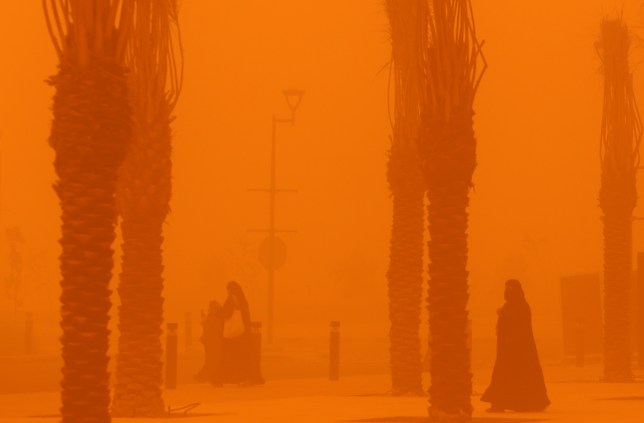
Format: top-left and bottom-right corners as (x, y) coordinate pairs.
(0, 366), (642, 422)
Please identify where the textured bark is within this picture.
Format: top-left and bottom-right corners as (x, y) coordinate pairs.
(385, 0), (427, 395)
(111, 0), (180, 414)
(112, 113), (171, 417)
(601, 210), (634, 382)
(598, 19), (639, 383)
(421, 2), (484, 420)
(49, 57), (131, 423)
(424, 118), (475, 422)
(386, 163), (424, 395)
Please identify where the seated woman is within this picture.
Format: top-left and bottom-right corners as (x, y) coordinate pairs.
(195, 300), (225, 385)
(221, 281), (264, 385)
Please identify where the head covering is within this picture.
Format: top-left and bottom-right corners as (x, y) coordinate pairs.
(226, 280), (247, 303)
(505, 279), (525, 302)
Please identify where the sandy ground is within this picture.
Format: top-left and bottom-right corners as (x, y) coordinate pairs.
(0, 364), (642, 422)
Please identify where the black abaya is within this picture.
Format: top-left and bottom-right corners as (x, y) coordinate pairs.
(481, 298), (550, 411)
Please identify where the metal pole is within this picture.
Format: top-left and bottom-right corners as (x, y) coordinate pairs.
(637, 253), (644, 368)
(259, 94), (302, 345)
(329, 321), (340, 381)
(0, 134), (3, 245)
(25, 312), (33, 355)
(575, 321), (585, 367)
(467, 318), (472, 370)
(251, 322), (263, 383)
(185, 312), (192, 352)
(268, 116), (277, 345)
(166, 323), (178, 389)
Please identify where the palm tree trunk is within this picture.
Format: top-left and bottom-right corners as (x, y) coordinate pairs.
(44, 2), (135, 421)
(49, 57), (131, 423)
(112, 116), (171, 417)
(421, 1), (485, 420)
(602, 209), (634, 381)
(112, 0), (180, 415)
(598, 18), (640, 383)
(387, 168), (424, 394)
(424, 119), (475, 422)
(385, 0), (427, 395)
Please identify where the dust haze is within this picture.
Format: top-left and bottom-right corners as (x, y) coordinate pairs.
(0, 1), (642, 422)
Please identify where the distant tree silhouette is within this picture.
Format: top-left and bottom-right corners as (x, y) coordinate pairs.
(421, 1), (485, 421)
(384, 0), (427, 396)
(112, 0), (183, 417)
(597, 18), (640, 383)
(43, 1), (135, 421)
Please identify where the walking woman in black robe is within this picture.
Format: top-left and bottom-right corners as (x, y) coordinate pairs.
(481, 279), (550, 412)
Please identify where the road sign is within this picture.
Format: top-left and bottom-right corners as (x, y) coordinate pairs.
(258, 236), (287, 271)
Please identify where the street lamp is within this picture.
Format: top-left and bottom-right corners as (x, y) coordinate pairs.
(251, 89), (304, 344)
(282, 89), (305, 123)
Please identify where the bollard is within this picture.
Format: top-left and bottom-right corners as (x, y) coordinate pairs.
(25, 312), (33, 355)
(166, 323), (178, 389)
(329, 321), (340, 381)
(638, 253), (644, 368)
(251, 322), (263, 383)
(575, 321), (584, 368)
(185, 312), (193, 352)
(467, 318), (472, 370)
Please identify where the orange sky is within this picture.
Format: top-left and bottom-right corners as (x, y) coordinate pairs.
(2, 1), (644, 352)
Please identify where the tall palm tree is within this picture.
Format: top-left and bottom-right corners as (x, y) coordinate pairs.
(43, 1), (135, 421)
(111, 0), (182, 417)
(420, 1), (485, 420)
(598, 18), (640, 383)
(384, 0), (427, 396)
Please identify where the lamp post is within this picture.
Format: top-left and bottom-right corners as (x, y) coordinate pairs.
(251, 90), (304, 344)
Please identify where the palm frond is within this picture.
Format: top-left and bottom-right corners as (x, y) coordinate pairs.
(425, 0), (486, 122)
(127, 0), (184, 119)
(43, 0), (135, 65)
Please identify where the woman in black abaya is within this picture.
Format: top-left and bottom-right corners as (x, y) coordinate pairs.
(481, 279), (550, 412)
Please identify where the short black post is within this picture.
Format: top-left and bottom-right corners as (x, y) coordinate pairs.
(467, 318), (472, 370)
(166, 322), (178, 389)
(185, 312), (193, 352)
(638, 253), (644, 368)
(25, 312), (33, 355)
(251, 321), (263, 382)
(329, 321), (340, 381)
(575, 321), (585, 367)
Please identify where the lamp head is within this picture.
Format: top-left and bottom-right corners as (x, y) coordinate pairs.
(283, 89), (305, 118)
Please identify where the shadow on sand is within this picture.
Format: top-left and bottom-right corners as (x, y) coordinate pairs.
(595, 396), (644, 401)
(343, 417), (548, 423)
(28, 413), (235, 419)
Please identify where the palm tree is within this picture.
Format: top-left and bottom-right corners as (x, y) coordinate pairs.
(43, 1), (135, 421)
(111, 0), (183, 417)
(420, 1), (485, 420)
(384, 0), (427, 396)
(597, 18), (640, 383)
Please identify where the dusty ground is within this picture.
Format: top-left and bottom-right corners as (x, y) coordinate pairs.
(0, 363), (642, 422)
